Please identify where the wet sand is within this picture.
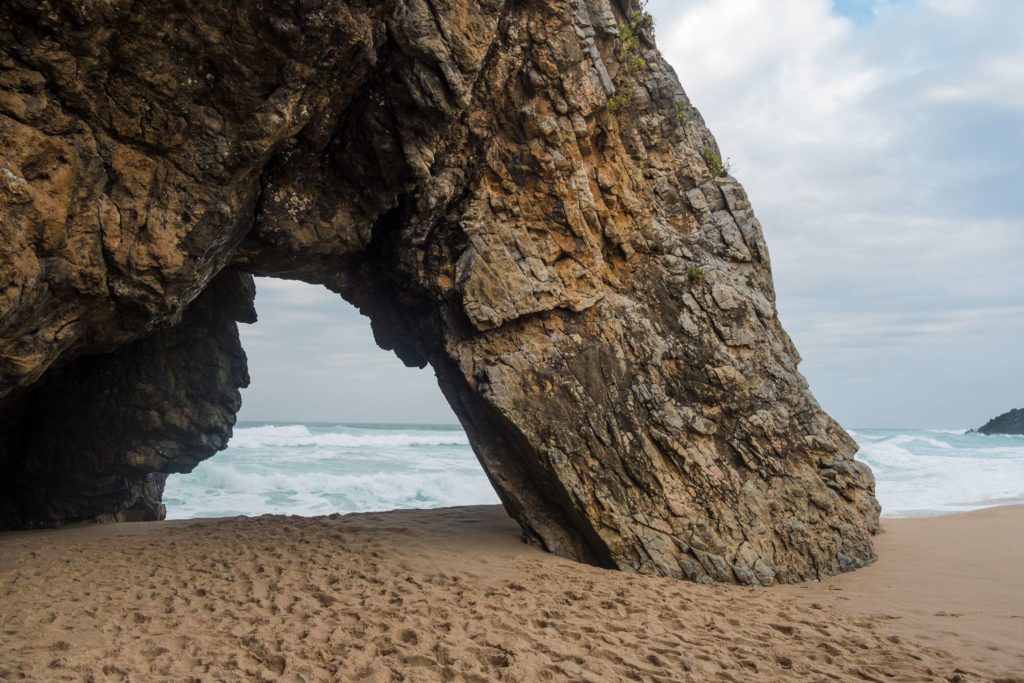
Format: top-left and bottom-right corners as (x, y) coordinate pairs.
(1, 505), (1021, 681)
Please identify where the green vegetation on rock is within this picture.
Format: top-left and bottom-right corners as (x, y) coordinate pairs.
(607, 2), (654, 113)
(702, 149), (730, 178)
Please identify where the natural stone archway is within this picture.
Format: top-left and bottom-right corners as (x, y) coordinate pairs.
(0, 0), (880, 583)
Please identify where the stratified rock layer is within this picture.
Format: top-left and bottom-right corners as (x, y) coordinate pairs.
(0, 0), (880, 582)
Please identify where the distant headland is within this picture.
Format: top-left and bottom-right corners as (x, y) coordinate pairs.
(975, 408), (1024, 435)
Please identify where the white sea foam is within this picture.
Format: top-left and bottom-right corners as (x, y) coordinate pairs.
(228, 424), (469, 449)
(164, 423), (1024, 520)
(165, 462), (497, 519)
(854, 428), (1024, 516)
(164, 423), (495, 519)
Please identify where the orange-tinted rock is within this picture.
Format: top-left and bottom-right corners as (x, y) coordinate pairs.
(0, 0), (879, 582)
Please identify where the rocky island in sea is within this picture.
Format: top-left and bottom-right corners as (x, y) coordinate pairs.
(0, 1), (1020, 681)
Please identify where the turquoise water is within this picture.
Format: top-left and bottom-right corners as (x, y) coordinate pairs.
(163, 422), (499, 519)
(164, 422), (1024, 519)
(851, 428), (1024, 516)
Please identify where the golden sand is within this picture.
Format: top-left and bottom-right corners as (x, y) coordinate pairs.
(1, 505), (1021, 681)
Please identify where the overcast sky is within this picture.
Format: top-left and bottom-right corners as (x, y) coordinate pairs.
(238, 0), (1022, 429)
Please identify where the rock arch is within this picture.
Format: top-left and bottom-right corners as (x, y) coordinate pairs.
(0, 0), (879, 583)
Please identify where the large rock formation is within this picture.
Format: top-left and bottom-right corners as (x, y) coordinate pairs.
(0, 0), (880, 583)
(975, 408), (1024, 436)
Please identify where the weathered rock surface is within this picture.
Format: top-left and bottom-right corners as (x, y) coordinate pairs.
(0, 0), (880, 582)
(0, 268), (253, 526)
(975, 408), (1024, 436)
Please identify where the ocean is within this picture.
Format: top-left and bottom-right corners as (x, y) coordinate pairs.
(163, 422), (1024, 520)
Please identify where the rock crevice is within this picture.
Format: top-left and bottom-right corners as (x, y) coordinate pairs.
(0, 0), (880, 583)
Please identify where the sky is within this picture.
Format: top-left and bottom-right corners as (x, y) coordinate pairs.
(238, 0), (1023, 429)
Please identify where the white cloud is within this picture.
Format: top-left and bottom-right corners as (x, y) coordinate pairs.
(238, 279), (456, 424)
(922, 54), (1024, 111)
(253, 277), (339, 308)
(925, 0), (980, 16)
(649, 0), (1024, 426)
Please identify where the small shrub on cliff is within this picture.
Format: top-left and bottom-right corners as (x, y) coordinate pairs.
(687, 265), (706, 285)
(617, 2), (654, 75)
(676, 102), (688, 126)
(608, 93), (631, 112)
(607, 77), (634, 112)
(608, 2), (654, 115)
(702, 149), (730, 178)
(625, 53), (647, 74)
(630, 1), (655, 32)
(618, 23), (640, 56)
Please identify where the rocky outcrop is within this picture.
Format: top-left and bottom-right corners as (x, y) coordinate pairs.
(976, 408), (1024, 436)
(0, 269), (253, 527)
(0, 0), (880, 582)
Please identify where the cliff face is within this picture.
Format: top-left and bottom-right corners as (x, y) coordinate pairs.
(0, 0), (880, 583)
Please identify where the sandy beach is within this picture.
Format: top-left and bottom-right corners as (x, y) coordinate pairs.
(1, 505), (1021, 682)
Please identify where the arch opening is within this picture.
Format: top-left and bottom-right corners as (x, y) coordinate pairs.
(162, 277), (499, 519)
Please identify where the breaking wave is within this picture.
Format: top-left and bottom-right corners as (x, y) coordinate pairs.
(228, 423), (470, 449)
(164, 422), (496, 519)
(854, 428), (1024, 516)
(164, 423), (1024, 520)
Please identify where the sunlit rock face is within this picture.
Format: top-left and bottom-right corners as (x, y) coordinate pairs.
(0, 0), (879, 583)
